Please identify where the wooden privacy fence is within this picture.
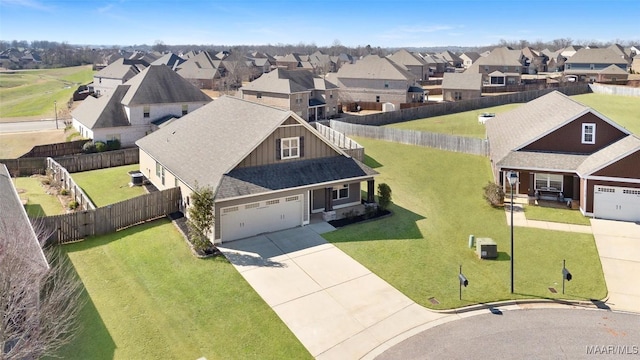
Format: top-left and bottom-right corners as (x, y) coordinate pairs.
(55, 148), (139, 173)
(40, 187), (182, 244)
(20, 139), (89, 158)
(47, 157), (96, 211)
(329, 120), (488, 156)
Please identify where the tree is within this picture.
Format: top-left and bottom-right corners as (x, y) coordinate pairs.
(152, 40), (168, 53)
(187, 184), (215, 253)
(377, 183), (392, 211)
(0, 219), (84, 359)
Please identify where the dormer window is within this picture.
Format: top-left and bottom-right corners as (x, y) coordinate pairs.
(143, 105), (150, 118)
(582, 123), (596, 144)
(257, 92), (262, 99)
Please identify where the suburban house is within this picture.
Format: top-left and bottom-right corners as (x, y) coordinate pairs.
(308, 51), (337, 74)
(151, 52), (186, 71)
(387, 49), (429, 81)
(521, 47), (548, 74)
(564, 48), (629, 82)
(91, 58), (149, 96)
(560, 45), (583, 59)
(465, 47), (523, 86)
(632, 54), (640, 74)
(72, 65), (212, 146)
(420, 53), (447, 76)
(331, 54), (423, 108)
(135, 96), (378, 243)
(275, 53), (312, 70)
(460, 52), (481, 69)
(541, 48), (566, 72)
(438, 50), (463, 68)
(176, 51), (227, 90)
(238, 68), (339, 121)
(441, 73), (482, 101)
(486, 91), (640, 222)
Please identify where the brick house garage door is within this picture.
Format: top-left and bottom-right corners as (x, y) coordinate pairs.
(220, 194), (303, 242)
(593, 186), (640, 222)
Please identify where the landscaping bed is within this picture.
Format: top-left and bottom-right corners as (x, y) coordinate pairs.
(328, 209), (391, 228)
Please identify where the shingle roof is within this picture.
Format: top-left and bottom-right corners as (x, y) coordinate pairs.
(241, 68), (336, 94)
(497, 151), (588, 171)
(469, 47), (523, 69)
(151, 53), (186, 70)
(565, 48), (628, 65)
(95, 58), (147, 80)
(121, 65), (211, 106)
(216, 157), (377, 200)
(72, 85), (131, 129)
(388, 49), (427, 67)
(598, 64), (628, 75)
(176, 51), (220, 79)
(0, 164), (49, 273)
(486, 91), (592, 166)
(135, 96), (302, 192)
(577, 135), (640, 176)
(336, 55), (416, 81)
(442, 73), (482, 91)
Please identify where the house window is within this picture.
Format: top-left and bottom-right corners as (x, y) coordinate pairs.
(161, 167), (165, 185)
(182, 104), (188, 116)
(535, 173), (563, 191)
(590, 64), (595, 70)
(99, 77), (102, 83)
(257, 92), (262, 99)
(175, 177), (179, 188)
(143, 105), (150, 118)
(384, 81), (389, 88)
(329, 91), (333, 99)
(484, 66), (489, 73)
(281, 137), (299, 159)
(454, 91), (462, 100)
(376, 96), (380, 102)
(155, 162), (162, 177)
(296, 94), (302, 104)
(332, 184), (349, 200)
(582, 123), (596, 144)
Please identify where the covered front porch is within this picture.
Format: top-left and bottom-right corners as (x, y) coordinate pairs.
(310, 179), (377, 222)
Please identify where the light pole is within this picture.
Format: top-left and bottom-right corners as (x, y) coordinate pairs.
(507, 171), (518, 294)
(54, 100), (59, 129)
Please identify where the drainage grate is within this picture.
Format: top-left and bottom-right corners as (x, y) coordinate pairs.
(548, 287), (557, 293)
(428, 297), (440, 305)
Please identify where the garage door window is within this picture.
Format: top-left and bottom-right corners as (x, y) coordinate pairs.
(535, 173), (563, 191)
(332, 184), (349, 200)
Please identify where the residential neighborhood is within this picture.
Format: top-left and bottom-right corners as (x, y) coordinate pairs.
(1, 1), (640, 359)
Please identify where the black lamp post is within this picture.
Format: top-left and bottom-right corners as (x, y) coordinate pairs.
(507, 171), (518, 294)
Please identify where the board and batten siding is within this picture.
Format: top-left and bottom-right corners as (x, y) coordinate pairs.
(236, 120), (341, 168)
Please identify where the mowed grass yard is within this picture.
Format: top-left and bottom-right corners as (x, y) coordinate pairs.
(71, 164), (146, 207)
(387, 93), (640, 138)
(13, 176), (65, 217)
(323, 138), (606, 309)
(0, 129), (66, 158)
(0, 65), (94, 119)
(57, 219), (310, 359)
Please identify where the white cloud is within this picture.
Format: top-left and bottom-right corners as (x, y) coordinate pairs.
(2, 0), (52, 11)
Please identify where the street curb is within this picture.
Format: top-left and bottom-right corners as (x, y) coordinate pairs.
(429, 296), (611, 314)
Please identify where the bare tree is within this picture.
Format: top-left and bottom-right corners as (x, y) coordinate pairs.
(0, 219), (84, 359)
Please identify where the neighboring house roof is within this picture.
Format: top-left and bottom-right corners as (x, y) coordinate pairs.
(461, 51), (481, 62)
(72, 85), (131, 129)
(135, 96), (370, 198)
(388, 49), (427, 67)
(0, 163), (49, 274)
(336, 55), (416, 81)
(598, 64), (628, 75)
(468, 47), (523, 69)
(438, 50), (463, 64)
(485, 91), (630, 167)
(565, 48), (628, 65)
(121, 65), (211, 106)
(151, 53), (186, 70)
(442, 73), (482, 91)
(241, 68), (337, 94)
(95, 58), (148, 80)
(176, 51), (220, 79)
(577, 135), (640, 176)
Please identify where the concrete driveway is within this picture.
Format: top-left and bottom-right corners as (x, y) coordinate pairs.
(218, 225), (446, 359)
(591, 219), (640, 313)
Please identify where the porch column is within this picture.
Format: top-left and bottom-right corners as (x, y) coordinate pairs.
(324, 187), (333, 211)
(572, 176), (580, 200)
(367, 180), (375, 203)
(528, 173), (535, 197)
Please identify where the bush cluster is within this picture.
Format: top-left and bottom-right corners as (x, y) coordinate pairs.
(483, 182), (505, 207)
(82, 139), (121, 153)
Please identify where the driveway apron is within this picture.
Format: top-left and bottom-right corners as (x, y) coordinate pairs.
(591, 219), (640, 313)
(218, 226), (445, 359)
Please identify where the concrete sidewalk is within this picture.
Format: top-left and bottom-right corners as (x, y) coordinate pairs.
(505, 202), (592, 234)
(218, 225), (448, 359)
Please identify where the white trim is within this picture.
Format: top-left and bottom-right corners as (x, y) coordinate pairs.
(332, 184), (349, 200)
(280, 137), (300, 159)
(534, 173), (564, 192)
(577, 144), (640, 177)
(583, 175), (640, 184)
(581, 123), (596, 144)
(497, 165), (579, 174)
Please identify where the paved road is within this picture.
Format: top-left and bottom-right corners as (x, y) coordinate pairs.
(0, 119), (65, 133)
(377, 308), (640, 359)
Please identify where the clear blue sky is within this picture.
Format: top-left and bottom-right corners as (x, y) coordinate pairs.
(1, 0), (638, 48)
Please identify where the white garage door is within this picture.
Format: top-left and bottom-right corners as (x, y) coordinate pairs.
(220, 194), (303, 242)
(594, 186), (640, 222)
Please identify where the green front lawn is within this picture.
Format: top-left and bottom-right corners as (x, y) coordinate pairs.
(13, 176), (65, 217)
(324, 138), (606, 309)
(71, 164), (146, 207)
(386, 103), (521, 138)
(57, 219), (310, 359)
(524, 205), (592, 226)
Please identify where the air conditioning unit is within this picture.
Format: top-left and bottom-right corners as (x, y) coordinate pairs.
(476, 238), (498, 259)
